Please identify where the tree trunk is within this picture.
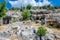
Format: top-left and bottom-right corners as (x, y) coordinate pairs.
(39, 35), (42, 40)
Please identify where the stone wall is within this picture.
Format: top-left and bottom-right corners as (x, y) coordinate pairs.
(0, 18), (3, 26)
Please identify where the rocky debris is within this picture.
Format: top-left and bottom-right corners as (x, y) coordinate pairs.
(47, 28), (54, 34)
(0, 37), (10, 40)
(55, 34), (60, 39)
(0, 22), (60, 40)
(44, 33), (55, 40)
(0, 31), (11, 37)
(6, 10), (22, 18)
(7, 22), (55, 40)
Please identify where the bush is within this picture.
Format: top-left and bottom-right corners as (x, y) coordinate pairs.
(37, 27), (47, 36)
(22, 10), (30, 20)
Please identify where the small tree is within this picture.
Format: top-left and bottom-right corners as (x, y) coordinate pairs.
(37, 27), (47, 40)
(22, 10), (30, 20)
(26, 4), (32, 10)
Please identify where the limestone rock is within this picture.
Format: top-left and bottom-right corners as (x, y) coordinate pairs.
(44, 33), (55, 40)
(55, 34), (60, 39)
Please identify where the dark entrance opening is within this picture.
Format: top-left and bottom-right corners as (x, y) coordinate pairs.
(3, 16), (11, 24)
(36, 17), (39, 20)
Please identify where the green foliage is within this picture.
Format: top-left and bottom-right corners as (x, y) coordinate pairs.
(10, 7), (21, 10)
(0, 0), (7, 18)
(47, 5), (54, 10)
(54, 6), (60, 9)
(10, 7), (25, 11)
(26, 4), (32, 10)
(32, 6), (38, 10)
(22, 10), (30, 20)
(37, 27), (47, 36)
(11, 7), (15, 10)
(41, 5), (54, 10)
(42, 5), (47, 9)
(20, 7), (25, 11)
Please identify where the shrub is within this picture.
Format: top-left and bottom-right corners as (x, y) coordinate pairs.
(37, 27), (47, 36)
(22, 10), (30, 20)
